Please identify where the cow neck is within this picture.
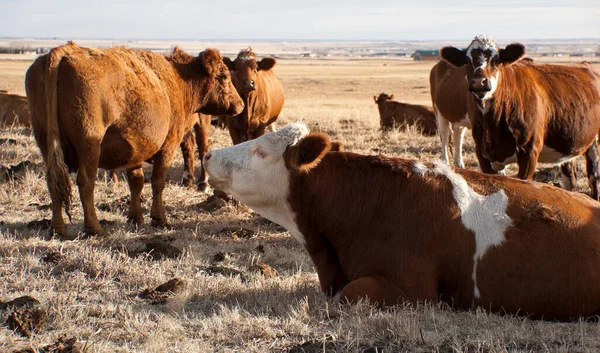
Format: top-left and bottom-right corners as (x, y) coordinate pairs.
(172, 60), (209, 116)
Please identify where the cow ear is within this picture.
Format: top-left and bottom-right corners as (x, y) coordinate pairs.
(258, 57), (276, 71)
(390, 94), (395, 100)
(373, 95), (378, 103)
(440, 46), (467, 67)
(223, 57), (235, 71)
(330, 141), (344, 152)
(285, 133), (331, 173)
(200, 48), (222, 75)
(499, 43), (525, 65)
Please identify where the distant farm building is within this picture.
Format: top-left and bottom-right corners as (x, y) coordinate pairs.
(412, 50), (440, 61)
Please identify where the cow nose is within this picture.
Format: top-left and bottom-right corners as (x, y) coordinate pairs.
(203, 152), (212, 164)
(471, 77), (489, 91)
(243, 79), (255, 91)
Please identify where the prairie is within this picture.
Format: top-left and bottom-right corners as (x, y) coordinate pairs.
(1, 52), (600, 352)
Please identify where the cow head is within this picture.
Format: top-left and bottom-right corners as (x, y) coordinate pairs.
(203, 122), (330, 207)
(440, 35), (525, 101)
(224, 47), (277, 98)
(195, 48), (244, 117)
(373, 93), (394, 104)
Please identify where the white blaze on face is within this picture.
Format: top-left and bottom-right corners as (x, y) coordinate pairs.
(415, 161), (513, 299)
(204, 122), (309, 246)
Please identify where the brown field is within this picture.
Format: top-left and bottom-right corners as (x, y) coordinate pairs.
(1, 52), (600, 353)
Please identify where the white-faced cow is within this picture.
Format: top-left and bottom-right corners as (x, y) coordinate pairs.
(429, 60), (471, 167)
(223, 48), (284, 144)
(203, 122), (600, 321)
(441, 35), (600, 199)
(26, 42), (244, 239)
(374, 93), (437, 135)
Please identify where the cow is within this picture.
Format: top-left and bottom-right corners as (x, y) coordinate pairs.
(179, 113), (212, 190)
(203, 122), (600, 321)
(373, 93), (437, 135)
(223, 48), (284, 144)
(440, 35), (600, 200)
(25, 42), (244, 239)
(429, 61), (470, 168)
(0, 91), (31, 127)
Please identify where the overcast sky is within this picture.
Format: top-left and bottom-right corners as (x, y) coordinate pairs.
(1, 0), (598, 41)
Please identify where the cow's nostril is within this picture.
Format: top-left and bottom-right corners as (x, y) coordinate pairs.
(204, 152), (212, 161)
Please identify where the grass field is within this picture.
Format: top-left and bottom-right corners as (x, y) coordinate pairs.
(1, 51), (600, 353)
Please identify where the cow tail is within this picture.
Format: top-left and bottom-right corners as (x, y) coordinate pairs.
(44, 48), (72, 221)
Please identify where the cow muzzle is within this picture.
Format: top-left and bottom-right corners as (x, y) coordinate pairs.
(469, 76), (492, 99)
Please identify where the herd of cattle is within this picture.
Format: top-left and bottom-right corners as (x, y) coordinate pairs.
(3, 34), (600, 321)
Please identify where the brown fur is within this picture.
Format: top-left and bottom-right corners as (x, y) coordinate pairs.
(429, 61), (469, 125)
(223, 48), (285, 144)
(374, 93), (437, 135)
(0, 92), (31, 127)
(283, 132), (600, 321)
(441, 40), (600, 199)
(180, 113), (212, 191)
(26, 42), (243, 238)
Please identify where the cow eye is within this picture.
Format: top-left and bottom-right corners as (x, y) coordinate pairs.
(255, 147), (267, 158)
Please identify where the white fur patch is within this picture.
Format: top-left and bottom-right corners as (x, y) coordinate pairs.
(466, 34), (499, 61)
(412, 161), (428, 176)
(421, 161), (512, 299)
(538, 145), (578, 164)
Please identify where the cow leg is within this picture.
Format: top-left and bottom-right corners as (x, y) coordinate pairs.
(436, 113), (451, 165)
(125, 165), (144, 226)
(306, 239), (348, 297)
(228, 126), (244, 145)
(452, 125), (466, 168)
(77, 146), (103, 237)
(108, 169), (119, 184)
(267, 122), (277, 133)
(251, 125), (268, 140)
(338, 275), (436, 307)
(180, 130), (195, 188)
(50, 198), (67, 239)
(195, 116), (211, 192)
(560, 161), (577, 192)
(516, 141), (542, 180)
(149, 147), (177, 227)
(585, 138), (600, 200)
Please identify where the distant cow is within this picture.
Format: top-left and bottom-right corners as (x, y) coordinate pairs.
(441, 35), (600, 199)
(374, 93), (437, 135)
(204, 122), (600, 321)
(429, 61), (470, 167)
(223, 48), (284, 144)
(26, 42), (244, 239)
(179, 113), (212, 190)
(0, 91), (31, 127)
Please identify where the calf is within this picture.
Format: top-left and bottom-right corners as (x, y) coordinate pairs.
(0, 91), (31, 127)
(374, 93), (437, 135)
(429, 61), (470, 167)
(204, 122), (600, 321)
(441, 35), (600, 199)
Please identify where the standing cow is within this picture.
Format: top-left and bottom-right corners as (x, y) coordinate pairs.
(203, 122), (600, 321)
(26, 42), (243, 239)
(374, 93), (437, 135)
(179, 113), (212, 190)
(429, 60), (470, 168)
(223, 48), (284, 144)
(440, 35), (600, 199)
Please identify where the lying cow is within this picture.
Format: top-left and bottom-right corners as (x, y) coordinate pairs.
(203, 122), (600, 321)
(374, 93), (437, 135)
(26, 42), (243, 239)
(0, 91), (31, 127)
(223, 48), (284, 144)
(441, 35), (600, 199)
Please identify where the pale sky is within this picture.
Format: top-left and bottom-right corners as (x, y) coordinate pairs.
(1, 0), (598, 41)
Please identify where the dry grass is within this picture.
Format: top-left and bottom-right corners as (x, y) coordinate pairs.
(1, 55), (600, 353)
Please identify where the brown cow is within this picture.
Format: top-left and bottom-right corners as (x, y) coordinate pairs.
(203, 122), (600, 321)
(223, 48), (284, 144)
(25, 42), (243, 239)
(373, 93), (437, 135)
(440, 35), (600, 199)
(179, 113), (212, 190)
(429, 61), (470, 167)
(0, 91), (31, 127)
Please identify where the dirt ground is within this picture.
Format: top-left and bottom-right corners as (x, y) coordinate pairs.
(1, 51), (600, 352)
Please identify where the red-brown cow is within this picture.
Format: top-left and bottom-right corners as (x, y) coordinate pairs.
(179, 113), (212, 190)
(440, 35), (600, 199)
(429, 60), (470, 167)
(0, 91), (31, 127)
(223, 48), (284, 144)
(26, 42), (243, 239)
(374, 93), (437, 135)
(203, 122), (600, 321)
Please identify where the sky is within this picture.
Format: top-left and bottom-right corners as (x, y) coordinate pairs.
(1, 0), (599, 41)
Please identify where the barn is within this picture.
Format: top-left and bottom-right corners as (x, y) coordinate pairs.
(412, 50), (440, 61)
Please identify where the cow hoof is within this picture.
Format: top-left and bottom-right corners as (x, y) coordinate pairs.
(197, 181), (209, 192)
(181, 178), (195, 189)
(151, 217), (170, 229)
(83, 225), (104, 237)
(50, 227), (76, 241)
(127, 216), (144, 227)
